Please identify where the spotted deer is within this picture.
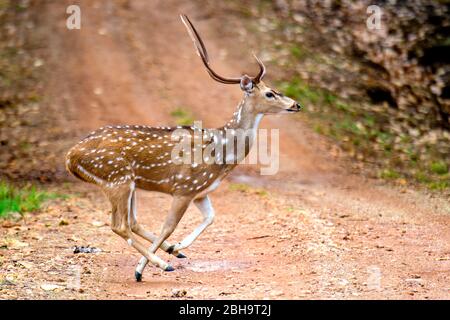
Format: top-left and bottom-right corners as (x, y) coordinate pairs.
(65, 14), (302, 282)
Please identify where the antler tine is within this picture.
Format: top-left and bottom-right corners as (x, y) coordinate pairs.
(180, 14), (209, 62)
(252, 53), (266, 83)
(180, 14), (241, 84)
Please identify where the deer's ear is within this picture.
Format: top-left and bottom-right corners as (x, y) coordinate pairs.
(240, 75), (254, 92)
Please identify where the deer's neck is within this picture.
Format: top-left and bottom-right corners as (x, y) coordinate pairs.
(224, 97), (263, 132)
(222, 96), (263, 162)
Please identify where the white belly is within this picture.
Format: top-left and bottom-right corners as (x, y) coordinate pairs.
(195, 177), (222, 199)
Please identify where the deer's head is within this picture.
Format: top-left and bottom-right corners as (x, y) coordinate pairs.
(180, 14), (302, 115)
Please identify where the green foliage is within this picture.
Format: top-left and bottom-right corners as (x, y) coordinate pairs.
(279, 77), (449, 190)
(290, 45), (304, 59)
(0, 181), (63, 218)
(226, 0), (450, 193)
(229, 183), (268, 197)
(415, 171), (431, 183)
(0, 0), (10, 11)
(313, 124), (324, 134)
(170, 107), (194, 126)
(440, 37), (450, 46)
(379, 169), (401, 180)
(324, 93), (338, 105)
(428, 181), (448, 190)
(229, 183), (251, 192)
(430, 161), (448, 175)
(254, 189), (269, 197)
(336, 118), (362, 135)
(279, 78), (321, 105)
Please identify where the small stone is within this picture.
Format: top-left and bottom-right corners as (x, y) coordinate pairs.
(92, 220), (105, 227)
(73, 246), (101, 254)
(270, 290), (284, 297)
(33, 59), (44, 67)
(94, 87), (103, 95)
(18, 261), (33, 269)
(171, 288), (187, 298)
(41, 284), (62, 291)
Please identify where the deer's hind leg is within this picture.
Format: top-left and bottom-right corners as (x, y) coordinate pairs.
(103, 182), (172, 280)
(135, 195), (192, 281)
(129, 189), (187, 258)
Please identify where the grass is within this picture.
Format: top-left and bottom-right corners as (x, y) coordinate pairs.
(229, 183), (268, 197)
(279, 78), (321, 105)
(279, 77), (450, 191)
(430, 161), (448, 175)
(170, 107), (194, 126)
(290, 45), (305, 60)
(428, 181), (449, 191)
(229, 183), (251, 192)
(379, 169), (401, 180)
(0, 181), (64, 218)
(224, 0), (450, 192)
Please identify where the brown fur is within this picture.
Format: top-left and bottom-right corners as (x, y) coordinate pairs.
(64, 15), (301, 278)
(66, 125), (236, 196)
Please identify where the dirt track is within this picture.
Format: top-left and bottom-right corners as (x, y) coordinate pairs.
(1, 0), (449, 299)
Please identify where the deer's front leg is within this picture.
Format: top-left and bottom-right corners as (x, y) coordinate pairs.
(170, 195), (215, 253)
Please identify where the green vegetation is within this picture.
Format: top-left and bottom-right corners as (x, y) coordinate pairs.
(430, 161), (448, 175)
(170, 107), (194, 126)
(428, 181), (448, 191)
(379, 169), (401, 180)
(279, 78), (320, 105)
(414, 171), (431, 183)
(229, 183), (268, 197)
(290, 45), (305, 60)
(224, 0), (450, 192)
(229, 183), (251, 192)
(279, 77), (449, 190)
(0, 181), (64, 218)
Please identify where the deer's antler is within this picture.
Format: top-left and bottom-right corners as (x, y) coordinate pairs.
(252, 53), (266, 84)
(180, 14), (266, 84)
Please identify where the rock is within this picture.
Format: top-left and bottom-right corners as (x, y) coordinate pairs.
(41, 284), (62, 291)
(405, 278), (425, 287)
(33, 59), (44, 68)
(18, 261), (33, 269)
(91, 220), (105, 227)
(270, 290), (284, 297)
(171, 288), (187, 298)
(3, 239), (29, 249)
(73, 246), (101, 254)
(59, 219), (69, 226)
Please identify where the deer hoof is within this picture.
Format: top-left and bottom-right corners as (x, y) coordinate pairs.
(165, 265), (175, 272)
(167, 245), (175, 254)
(176, 253), (187, 259)
(135, 271), (142, 282)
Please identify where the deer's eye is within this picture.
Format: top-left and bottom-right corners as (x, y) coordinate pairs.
(265, 92), (275, 99)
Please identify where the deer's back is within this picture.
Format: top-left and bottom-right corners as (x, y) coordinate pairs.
(66, 125), (233, 196)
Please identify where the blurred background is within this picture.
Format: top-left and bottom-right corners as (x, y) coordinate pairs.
(0, 0), (449, 299)
(1, 0), (449, 190)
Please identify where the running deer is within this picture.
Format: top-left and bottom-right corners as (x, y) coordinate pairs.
(65, 14), (302, 282)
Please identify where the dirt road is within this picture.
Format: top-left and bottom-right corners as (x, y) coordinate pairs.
(1, 0), (449, 299)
